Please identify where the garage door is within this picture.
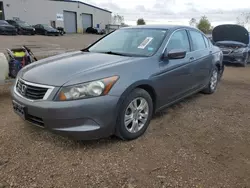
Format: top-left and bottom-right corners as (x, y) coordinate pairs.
(63, 11), (77, 33)
(82, 14), (92, 31)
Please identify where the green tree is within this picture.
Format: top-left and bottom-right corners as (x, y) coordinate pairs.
(197, 16), (211, 34)
(137, 18), (146, 25)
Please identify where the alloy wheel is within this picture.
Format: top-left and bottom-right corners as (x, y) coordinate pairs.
(124, 97), (149, 133)
(210, 70), (218, 91)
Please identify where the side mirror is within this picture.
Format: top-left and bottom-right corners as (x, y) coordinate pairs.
(164, 49), (187, 59)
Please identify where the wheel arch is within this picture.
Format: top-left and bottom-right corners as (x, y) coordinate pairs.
(115, 80), (158, 119)
(215, 61), (224, 77)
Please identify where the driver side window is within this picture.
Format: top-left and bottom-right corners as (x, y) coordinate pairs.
(167, 30), (190, 52)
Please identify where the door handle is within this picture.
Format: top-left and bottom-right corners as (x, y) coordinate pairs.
(189, 57), (194, 62)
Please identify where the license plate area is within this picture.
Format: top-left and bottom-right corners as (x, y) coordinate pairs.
(12, 100), (26, 119)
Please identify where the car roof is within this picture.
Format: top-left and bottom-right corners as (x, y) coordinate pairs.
(121, 24), (196, 30)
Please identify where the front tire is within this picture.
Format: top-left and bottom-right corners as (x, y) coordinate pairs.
(242, 56), (248, 67)
(202, 66), (219, 94)
(115, 88), (153, 140)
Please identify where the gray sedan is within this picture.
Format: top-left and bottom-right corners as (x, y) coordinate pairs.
(11, 25), (224, 141)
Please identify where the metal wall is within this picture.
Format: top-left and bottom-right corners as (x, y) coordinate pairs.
(82, 13), (92, 31)
(63, 11), (77, 33)
(0, 1), (4, 20)
(2, 0), (112, 33)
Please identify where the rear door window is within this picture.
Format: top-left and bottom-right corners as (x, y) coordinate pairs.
(203, 35), (210, 48)
(189, 30), (206, 51)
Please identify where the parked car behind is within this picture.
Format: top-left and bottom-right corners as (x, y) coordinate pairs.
(56, 27), (65, 35)
(86, 27), (98, 34)
(213, 24), (250, 67)
(96, 28), (106, 35)
(11, 25), (224, 141)
(33, 24), (60, 36)
(0, 20), (17, 35)
(6, 20), (35, 35)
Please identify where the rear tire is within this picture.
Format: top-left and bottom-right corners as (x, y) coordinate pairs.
(115, 88), (153, 141)
(202, 66), (219, 94)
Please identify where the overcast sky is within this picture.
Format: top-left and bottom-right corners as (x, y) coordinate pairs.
(82, 0), (250, 27)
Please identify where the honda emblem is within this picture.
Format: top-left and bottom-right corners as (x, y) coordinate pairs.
(21, 84), (27, 95)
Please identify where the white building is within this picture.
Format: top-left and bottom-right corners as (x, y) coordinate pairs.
(0, 0), (112, 33)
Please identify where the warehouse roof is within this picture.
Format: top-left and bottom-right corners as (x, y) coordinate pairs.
(63, 0), (112, 13)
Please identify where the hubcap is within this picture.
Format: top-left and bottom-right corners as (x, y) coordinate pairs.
(124, 97), (149, 133)
(210, 70), (218, 90)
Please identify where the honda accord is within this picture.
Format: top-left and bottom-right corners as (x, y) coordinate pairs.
(213, 24), (250, 67)
(11, 25), (224, 141)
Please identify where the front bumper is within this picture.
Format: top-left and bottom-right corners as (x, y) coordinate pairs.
(11, 87), (120, 140)
(223, 53), (248, 65)
(0, 29), (17, 35)
(48, 32), (59, 36)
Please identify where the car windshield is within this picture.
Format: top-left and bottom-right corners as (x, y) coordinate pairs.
(18, 21), (30, 27)
(0, 20), (9, 25)
(88, 28), (168, 57)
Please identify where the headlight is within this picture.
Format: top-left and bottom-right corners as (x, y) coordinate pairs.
(233, 48), (245, 53)
(56, 76), (119, 101)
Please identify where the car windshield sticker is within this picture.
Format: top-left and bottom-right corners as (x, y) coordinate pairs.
(148, 47), (154, 51)
(138, 37), (153, 49)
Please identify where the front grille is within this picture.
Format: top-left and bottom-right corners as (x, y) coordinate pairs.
(222, 50), (231, 55)
(16, 79), (48, 100)
(26, 114), (44, 127)
(221, 48), (232, 55)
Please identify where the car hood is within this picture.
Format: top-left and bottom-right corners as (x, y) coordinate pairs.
(212, 24), (249, 44)
(0, 24), (15, 29)
(19, 51), (136, 86)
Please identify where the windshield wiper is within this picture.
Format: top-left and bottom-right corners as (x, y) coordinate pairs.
(98, 51), (131, 56)
(85, 50), (148, 57)
(81, 48), (89, 52)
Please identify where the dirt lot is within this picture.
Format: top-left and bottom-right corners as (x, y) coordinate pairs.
(0, 34), (103, 57)
(1, 35), (250, 188)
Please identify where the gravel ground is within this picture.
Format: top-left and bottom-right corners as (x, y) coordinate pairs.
(0, 66), (250, 188)
(0, 34), (102, 57)
(1, 35), (250, 187)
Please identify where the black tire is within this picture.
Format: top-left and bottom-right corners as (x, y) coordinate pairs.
(242, 56), (248, 67)
(248, 53), (250, 63)
(44, 31), (48, 36)
(115, 88), (153, 140)
(202, 66), (219, 94)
